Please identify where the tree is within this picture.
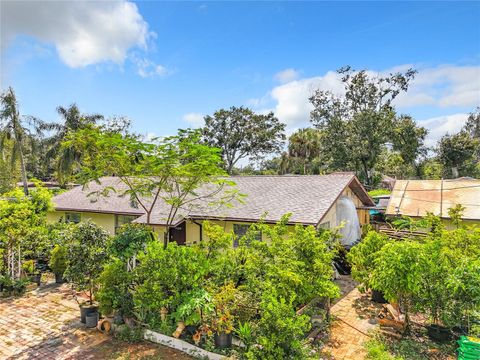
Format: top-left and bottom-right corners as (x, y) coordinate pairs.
(0, 137), (17, 193)
(392, 115), (428, 169)
(309, 66), (416, 186)
(371, 240), (423, 334)
(377, 149), (416, 179)
(0, 87), (30, 195)
(347, 231), (389, 292)
(420, 159), (444, 180)
(64, 220), (109, 305)
(41, 104), (103, 184)
(202, 106), (286, 174)
(464, 107), (480, 139)
(65, 126), (240, 248)
(0, 183), (52, 279)
(288, 128), (323, 175)
(437, 131), (478, 178)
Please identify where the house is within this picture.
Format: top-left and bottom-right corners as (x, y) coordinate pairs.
(385, 178), (480, 228)
(48, 173), (374, 246)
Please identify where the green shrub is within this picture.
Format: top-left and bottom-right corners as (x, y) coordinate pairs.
(245, 289), (310, 359)
(64, 220), (109, 305)
(21, 259), (36, 275)
(365, 338), (403, 360)
(368, 189), (391, 197)
(49, 245), (67, 275)
(114, 325), (144, 343)
(371, 240), (423, 334)
(109, 223), (154, 263)
(133, 241), (209, 312)
(347, 231), (389, 292)
(96, 259), (134, 317)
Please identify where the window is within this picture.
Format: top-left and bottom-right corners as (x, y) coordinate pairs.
(65, 212), (81, 224)
(115, 215), (138, 234)
(318, 221), (330, 230)
(233, 224), (262, 248)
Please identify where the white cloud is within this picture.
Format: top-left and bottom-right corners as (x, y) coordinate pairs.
(274, 68), (301, 84)
(249, 64), (480, 130)
(255, 70), (344, 128)
(183, 113), (205, 128)
(2, 1), (152, 68)
(395, 65), (480, 108)
(132, 56), (169, 78)
(419, 113), (469, 148)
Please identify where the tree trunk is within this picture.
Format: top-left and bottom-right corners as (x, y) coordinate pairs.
(89, 280), (93, 305)
(451, 166), (459, 179)
(163, 230), (169, 249)
(18, 144), (29, 196)
(361, 160), (371, 187)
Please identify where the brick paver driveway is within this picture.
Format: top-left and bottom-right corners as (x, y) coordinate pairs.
(323, 275), (381, 360)
(0, 282), (191, 360)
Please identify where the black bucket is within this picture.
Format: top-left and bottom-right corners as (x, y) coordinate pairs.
(86, 312), (99, 328)
(371, 289), (388, 304)
(55, 273), (65, 284)
(427, 324), (452, 342)
(214, 333), (232, 348)
(80, 304), (99, 324)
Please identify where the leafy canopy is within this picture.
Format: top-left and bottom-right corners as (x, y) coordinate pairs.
(202, 106), (286, 174)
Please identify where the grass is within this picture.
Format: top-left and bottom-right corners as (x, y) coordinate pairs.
(368, 189), (391, 197)
(364, 332), (456, 360)
(365, 338), (403, 360)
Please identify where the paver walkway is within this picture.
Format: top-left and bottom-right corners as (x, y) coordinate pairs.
(323, 275), (382, 360)
(0, 282), (191, 359)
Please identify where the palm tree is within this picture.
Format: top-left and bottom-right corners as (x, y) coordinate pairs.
(288, 128), (323, 175)
(0, 88), (29, 195)
(43, 104), (103, 184)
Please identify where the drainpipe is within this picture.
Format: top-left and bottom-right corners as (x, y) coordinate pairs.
(192, 220), (203, 242)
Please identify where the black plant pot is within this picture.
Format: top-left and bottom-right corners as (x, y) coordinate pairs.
(427, 324), (452, 342)
(85, 312), (99, 328)
(80, 303), (99, 324)
(30, 274), (41, 286)
(371, 289), (388, 304)
(54, 273), (65, 284)
(214, 332), (232, 349)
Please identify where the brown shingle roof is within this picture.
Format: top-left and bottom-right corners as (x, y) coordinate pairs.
(52, 173), (374, 225)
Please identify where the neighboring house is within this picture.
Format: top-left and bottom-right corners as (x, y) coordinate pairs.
(386, 178), (480, 228)
(48, 173), (374, 246)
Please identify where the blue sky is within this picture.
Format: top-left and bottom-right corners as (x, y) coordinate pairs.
(1, 1), (479, 146)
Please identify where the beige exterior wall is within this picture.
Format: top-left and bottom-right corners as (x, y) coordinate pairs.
(47, 211), (117, 234)
(182, 219), (294, 245)
(318, 186), (369, 229)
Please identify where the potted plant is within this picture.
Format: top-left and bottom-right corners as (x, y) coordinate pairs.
(22, 260), (41, 286)
(172, 288), (213, 338)
(64, 221), (109, 323)
(347, 231), (389, 303)
(212, 311), (234, 348)
(211, 283), (237, 349)
(49, 245), (68, 283)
